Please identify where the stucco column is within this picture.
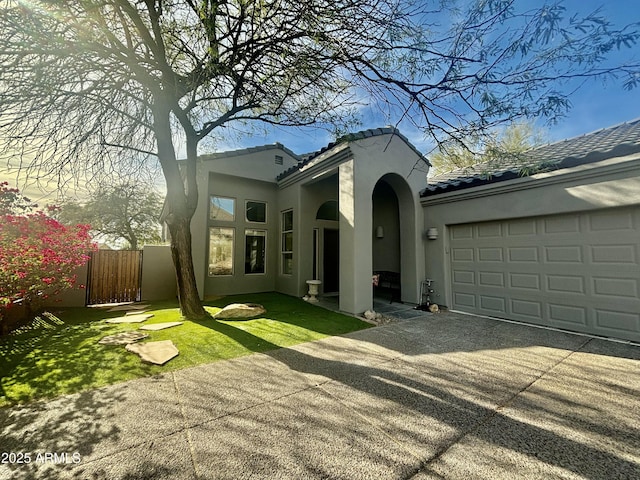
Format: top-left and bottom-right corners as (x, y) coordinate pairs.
(191, 166), (209, 300)
(338, 160), (373, 314)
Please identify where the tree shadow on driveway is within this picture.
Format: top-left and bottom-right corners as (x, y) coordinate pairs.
(262, 314), (640, 479)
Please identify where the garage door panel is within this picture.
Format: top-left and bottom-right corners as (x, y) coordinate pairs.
(548, 304), (588, 326)
(592, 277), (639, 298)
(508, 246), (539, 262)
(509, 273), (540, 290)
(448, 207), (640, 342)
(588, 209), (635, 231)
(590, 244), (637, 264)
(594, 309), (640, 334)
(543, 216), (580, 234)
(546, 274), (586, 294)
(451, 225), (474, 239)
(479, 295), (506, 314)
(478, 247), (503, 262)
(510, 299), (543, 320)
(453, 292), (476, 308)
(507, 219), (537, 236)
(478, 271), (505, 287)
(451, 247), (474, 262)
(452, 269), (475, 285)
(544, 245), (583, 263)
(477, 222), (502, 238)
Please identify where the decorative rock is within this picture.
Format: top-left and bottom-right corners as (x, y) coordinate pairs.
(126, 340), (179, 365)
(98, 331), (149, 345)
(213, 303), (266, 320)
(105, 313), (154, 324)
(362, 310), (397, 325)
(363, 310), (377, 320)
(139, 322), (184, 331)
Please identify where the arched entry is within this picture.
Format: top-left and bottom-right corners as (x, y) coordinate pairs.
(371, 173), (418, 304)
(372, 179), (401, 300)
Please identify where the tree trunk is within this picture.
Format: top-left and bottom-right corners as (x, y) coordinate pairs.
(167, 214), (209, 320)
(151, 98), (208, 320)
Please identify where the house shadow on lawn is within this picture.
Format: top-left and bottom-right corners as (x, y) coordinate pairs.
(203, 292), (371, 338)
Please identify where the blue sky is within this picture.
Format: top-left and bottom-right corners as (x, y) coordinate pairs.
(2, 0), (639, 200)
(221, 0), (640, 156)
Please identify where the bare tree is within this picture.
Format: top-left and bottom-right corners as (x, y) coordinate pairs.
(1, 0), (638, 318)
(57, 182), (163, 250)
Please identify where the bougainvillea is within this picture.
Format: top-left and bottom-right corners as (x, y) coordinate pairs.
(0, 181), (37, 215)
(0, 194), (96, 310)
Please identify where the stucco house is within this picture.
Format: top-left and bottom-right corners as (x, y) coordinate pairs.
(191, 128), (429, 315)
(189, 119), (640, 343)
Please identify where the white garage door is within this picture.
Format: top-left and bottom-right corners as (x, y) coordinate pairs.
(449, 206), (640, 342)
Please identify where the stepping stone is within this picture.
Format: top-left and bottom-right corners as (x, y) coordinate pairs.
(125, 310), (148, 316)
(98, 331), (149, 345)
(213, 303), (266, 320)
(108, 304), (150, 312)
(126, 340), (179, 365)
(105, 313), (154, 324)
(139, 322), (183, 331)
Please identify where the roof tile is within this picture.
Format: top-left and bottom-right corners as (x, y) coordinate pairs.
(422, 118), (640, 196)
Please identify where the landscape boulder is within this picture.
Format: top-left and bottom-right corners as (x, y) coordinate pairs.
(213, 303), (266, 320)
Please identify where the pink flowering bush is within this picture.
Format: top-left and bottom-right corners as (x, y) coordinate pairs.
(0, 181), (37, 215)
(0, 189), (96, 318)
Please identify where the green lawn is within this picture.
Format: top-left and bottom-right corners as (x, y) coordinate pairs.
(0, 293), (370, 407)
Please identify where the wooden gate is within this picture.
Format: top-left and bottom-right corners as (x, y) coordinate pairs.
(86, 250), (143, 305)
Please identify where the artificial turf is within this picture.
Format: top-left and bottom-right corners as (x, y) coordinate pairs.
(0, 292), (370, 407)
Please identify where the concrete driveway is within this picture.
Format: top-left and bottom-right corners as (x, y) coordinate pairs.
(1, 310), (639, 479)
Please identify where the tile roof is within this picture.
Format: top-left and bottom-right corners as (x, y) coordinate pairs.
(422, 118), (640, 197)
(276, 127), (430, 181)
(199, 143), (300, 162)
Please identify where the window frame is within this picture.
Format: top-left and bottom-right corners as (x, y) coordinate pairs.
(209, 195), (235, 221)
(208, 227), (235, 276)
(244, 229), (267, 275)
(281, 209), (293, 275)
(245, 200), (267, 224)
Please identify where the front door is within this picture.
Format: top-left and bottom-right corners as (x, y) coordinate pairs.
(323, 229), (339, 293)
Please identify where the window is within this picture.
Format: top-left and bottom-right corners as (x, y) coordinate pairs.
(316, 200), (338, 221)
(209, 227), (234, 275)
(246, 201), (266, 223)
(275, 155), (284, 165)
(281, 210), (293, 275)
(245, 229), (266, 274)
(210, 196), (235, 221)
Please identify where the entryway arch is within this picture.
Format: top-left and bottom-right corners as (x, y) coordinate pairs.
(371, 173), (419, 304)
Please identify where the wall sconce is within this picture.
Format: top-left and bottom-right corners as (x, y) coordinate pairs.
(375, 225), (384, 239)
(426, 227), (438, 240)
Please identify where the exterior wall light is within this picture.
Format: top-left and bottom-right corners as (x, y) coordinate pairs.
(426, 227), (438, 240)
(375, 226), (384, 238)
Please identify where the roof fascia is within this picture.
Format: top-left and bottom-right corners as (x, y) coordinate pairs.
(421, 153), (640, 207)
(277, 143), (352, 188)
(198, 143), (300, 162)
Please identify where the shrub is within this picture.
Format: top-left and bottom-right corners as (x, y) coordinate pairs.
(0, 187), (96, 329)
